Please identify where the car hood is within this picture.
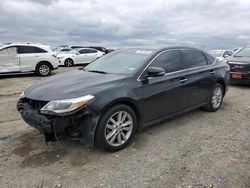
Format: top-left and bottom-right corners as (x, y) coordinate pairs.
(226, 56), (250, 64)
(24, 70), (126, 101)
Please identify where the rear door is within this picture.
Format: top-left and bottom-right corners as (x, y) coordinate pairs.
(180, 50), (216, 107)
(142, 50), (189, 123)
(18, 46), (48, 72)
(76, 49), (99, 64)
(0, 47), (20, 73)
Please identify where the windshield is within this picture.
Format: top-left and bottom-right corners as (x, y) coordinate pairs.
(235, 47), (250, 57)
(84, 49), (153, 75)
(209, 51), (223, 57)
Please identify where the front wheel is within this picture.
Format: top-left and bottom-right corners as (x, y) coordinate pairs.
(205, 83), (224, 112)
(95, 104), (137, 152)
(64, 58), (74, 67)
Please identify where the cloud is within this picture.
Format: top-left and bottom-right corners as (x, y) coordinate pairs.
(0, 0), (250, 49)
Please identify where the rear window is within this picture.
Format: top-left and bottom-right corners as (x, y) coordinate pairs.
(18, 46), (47, 54)
(182, 50), (207, 69)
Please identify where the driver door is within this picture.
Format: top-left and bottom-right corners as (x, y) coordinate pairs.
(142, 50), (188, 123)
(74, 49), (91, 64)
(0, 47), (20, 73)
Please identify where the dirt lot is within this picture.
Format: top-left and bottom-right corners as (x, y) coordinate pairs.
(0, 67), (249, 188)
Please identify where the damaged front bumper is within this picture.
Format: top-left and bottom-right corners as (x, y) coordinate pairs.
(17, 98), (99, 146)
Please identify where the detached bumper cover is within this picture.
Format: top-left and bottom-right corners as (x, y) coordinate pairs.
(17, 98), (100, 146)
(17, 99), (53, 133)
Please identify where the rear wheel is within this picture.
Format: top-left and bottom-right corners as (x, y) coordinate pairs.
(95, 104), (137, 152)
(64, 58), (74, 67)
(36, 62), (51, 76)
(205, 83), (224, 112)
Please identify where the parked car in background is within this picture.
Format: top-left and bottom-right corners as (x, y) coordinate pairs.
(87, 46), (109, 54)
(54, 48), (72, 53)
(0, 43), (58, 76)
(17, 46), (230, 151)
(71, 46), (109, 54)
(57, 48), (104, 66)
(209, 50), (233, 61)
(224, 46), (250, 84)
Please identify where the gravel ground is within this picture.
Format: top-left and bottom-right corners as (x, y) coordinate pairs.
(0, 67), (249, 188)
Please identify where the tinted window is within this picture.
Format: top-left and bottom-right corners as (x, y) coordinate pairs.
(182, 50), (207, 68)
(205, 54), (215, 65)
(71, 46), (84, 49)
(18, 46), (47, 54)
(86, 49), (97, 53)
(150, 50), (182, 73)
(79, 49), (87, 54)
(79, 49), (97, 54)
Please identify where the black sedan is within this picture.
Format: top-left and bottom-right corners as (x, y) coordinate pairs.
(224, 47), (250, 84)
(17, 47), (230, 151)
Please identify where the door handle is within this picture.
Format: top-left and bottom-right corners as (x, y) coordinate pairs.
(179, 78), (188, 84)
(210, 70), (215, 75)
(34, 55), (39, 57)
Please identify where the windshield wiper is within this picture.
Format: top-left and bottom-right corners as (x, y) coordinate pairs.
(87, 70), (107, 74)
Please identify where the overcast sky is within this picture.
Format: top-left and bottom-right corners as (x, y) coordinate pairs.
(0, 0), (250, 50)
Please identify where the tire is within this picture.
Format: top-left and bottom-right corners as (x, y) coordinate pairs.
(36, 62), (52, 76)
(205, 83), (224, 112)
(95, 104), (137, 152)
(64, 58), (74, 67)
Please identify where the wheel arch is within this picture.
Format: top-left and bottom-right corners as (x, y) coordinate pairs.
(100, 98), (143, 132)
(64, 57), (74, 65)
(216, 79), (226, 96)
(36, 61), (53, 71)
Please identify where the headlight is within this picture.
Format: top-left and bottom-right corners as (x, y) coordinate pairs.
(20, 91), (25, 98)
(41, 95), (94, 114)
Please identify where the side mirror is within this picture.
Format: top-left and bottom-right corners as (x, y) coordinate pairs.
(223, 54), (229, 58)
(146, 67), (165, 78)
(75, 52), (80, 55)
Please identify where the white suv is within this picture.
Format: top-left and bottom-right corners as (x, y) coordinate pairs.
(0, 43), (59, 76)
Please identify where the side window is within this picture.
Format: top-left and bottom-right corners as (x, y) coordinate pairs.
(182, 50), (207, 69)
(18, 46), (47, 54)
(204, 54), (215, 65)
(79, 49), (87, 54)
(32, 47), (47, 53)
(150, 50), (182, 73)
(86, 49), (97, 53)
(224, 51), (232, 57)
(0, 47), (17, 57)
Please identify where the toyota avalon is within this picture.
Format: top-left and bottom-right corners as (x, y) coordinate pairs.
(17, 47), (230, 151)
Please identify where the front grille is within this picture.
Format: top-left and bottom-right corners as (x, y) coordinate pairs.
(229, 63), (250, 74)
(27, 98), (49, 110)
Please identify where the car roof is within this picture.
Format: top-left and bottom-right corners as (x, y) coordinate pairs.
(118, 46), (207, 54)
(76, 47), (99, 51)
(0, 43), (52, 52)
(1, 43), (49, 48)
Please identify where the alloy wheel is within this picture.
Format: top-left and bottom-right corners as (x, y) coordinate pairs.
(104, 111), (133, 147)
(211, 86), (223, 109)
(65, 59), (73, 67)
(39, 65), (50, 76)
